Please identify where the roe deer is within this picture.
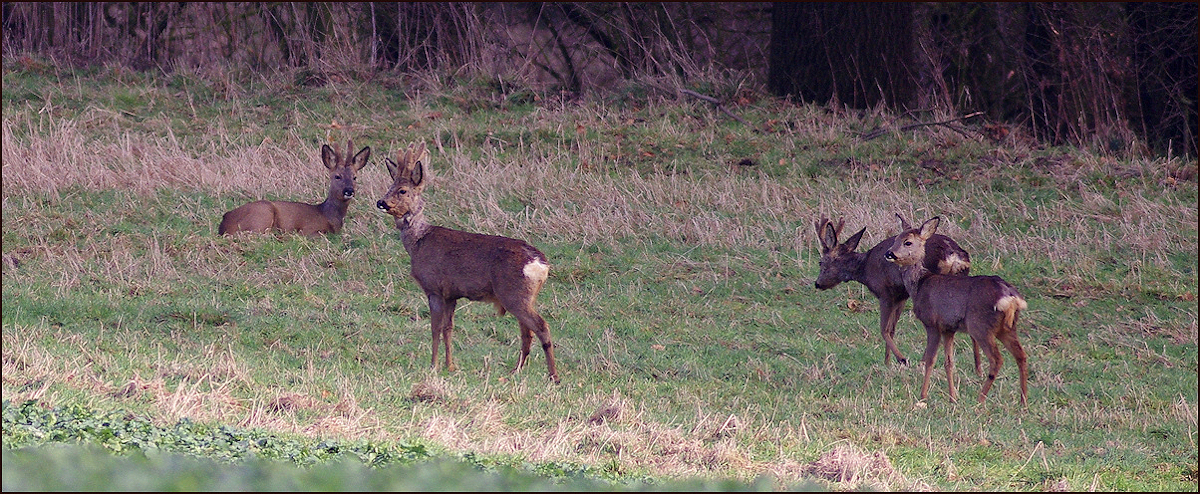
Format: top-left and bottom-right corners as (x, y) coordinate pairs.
(219, 140), (371, 235)
(376, 142), (559, 383)
(885, 216), (1028, 405)
(815, 215), (979, 371)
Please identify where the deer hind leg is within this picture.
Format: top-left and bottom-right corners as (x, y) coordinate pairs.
(998, 329), (1028, 405)
(919, 325), (941, 401)
(515, 317), (534, 372)
(976, 329), (1004, 403)
(943, 333), (958, 403)
(220, 201), (276, 234)
(484, 295), (506, 316)
(880, 299), (908, 365)
(509, 307), (558, 383)
(972, 339), (983, 377)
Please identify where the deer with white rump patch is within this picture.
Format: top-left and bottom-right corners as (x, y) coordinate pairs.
(815, 215), (980, 372)
(884, 216), (1028, 405)
(219, 140), (370, 235)
(376, 142), (559, 383)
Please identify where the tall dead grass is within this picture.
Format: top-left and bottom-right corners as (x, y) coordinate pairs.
(5, 100), (1195, 267)
(1, 112), (382, 199)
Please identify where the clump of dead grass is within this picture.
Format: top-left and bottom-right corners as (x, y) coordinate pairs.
(409, 375), (454, 403)
(791, 443), (922, 491)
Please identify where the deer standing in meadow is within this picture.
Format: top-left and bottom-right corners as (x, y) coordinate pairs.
(219, 140), (371, 235)
(815, 216), (980, 372)
(376, 142), (559, 383)
(885, 216), (1028, 405)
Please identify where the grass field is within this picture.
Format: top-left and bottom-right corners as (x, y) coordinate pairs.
(2, 58), (1197, 490)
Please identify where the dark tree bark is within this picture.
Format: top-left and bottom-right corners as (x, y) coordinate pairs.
(768, 2), (918, 108)
(1126, 2), (1197, 156)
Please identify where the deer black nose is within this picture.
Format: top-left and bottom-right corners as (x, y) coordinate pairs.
(884, 251), (896, 261)
(343, 187), (355, 198)
(376, 199), (389, 210)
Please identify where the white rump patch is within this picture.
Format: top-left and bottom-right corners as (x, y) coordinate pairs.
(523, 259), (549, 283)
(994, 295), (1028, 312)
(938, 253), (971, 274)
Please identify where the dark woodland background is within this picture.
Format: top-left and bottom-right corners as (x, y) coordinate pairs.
(3, 2), (1195, 157)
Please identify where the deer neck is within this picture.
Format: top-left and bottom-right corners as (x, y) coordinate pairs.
(318, 196), (350, 226)
(847, 251), (873, 284)
(396, 209), (432, 254)
(900, 262), (932, 295)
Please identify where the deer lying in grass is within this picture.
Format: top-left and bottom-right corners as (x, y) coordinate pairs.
(885, 216), (1028, 405)
(376, 142), (559, 383)
(219, 140), (371, 235)
(815, 215), (980, 372)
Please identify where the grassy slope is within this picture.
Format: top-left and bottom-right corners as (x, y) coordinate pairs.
(2, 60), (1197, 490)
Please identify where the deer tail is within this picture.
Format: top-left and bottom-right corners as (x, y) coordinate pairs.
(993, 282), (1028, 331)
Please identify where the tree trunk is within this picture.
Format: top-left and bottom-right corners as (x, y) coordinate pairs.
(768, 2), (917, 108)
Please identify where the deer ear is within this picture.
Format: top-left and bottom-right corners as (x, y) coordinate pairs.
(384, 157), (399, 179)
(321, 144), (337, 170)
(352, 147), (371, 171)
(818, 220), (836, 252)
(896, 213), (912, 231)
(918, 217), (940, 239)
(843, 227), (866, 251)
(410, 157), (425, 186)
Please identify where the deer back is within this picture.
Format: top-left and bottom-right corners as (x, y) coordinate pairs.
(408, 226), (549, 303)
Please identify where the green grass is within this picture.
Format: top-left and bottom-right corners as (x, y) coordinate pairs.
(2, 57), (1197, 491)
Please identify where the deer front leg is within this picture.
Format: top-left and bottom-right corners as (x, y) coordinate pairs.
(442, 298), (458, 372)
(943, 333), (957, 403)
(919, 325), (941, 401)
(427, 296), (444, 371)
(427, 296), (458, 372)
(879, 299), (908, 365)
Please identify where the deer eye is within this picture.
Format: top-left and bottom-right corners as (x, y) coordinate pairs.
(904, 241), (912, 246)
(334, 175), (342, 180)
(399, 189), (408, 195)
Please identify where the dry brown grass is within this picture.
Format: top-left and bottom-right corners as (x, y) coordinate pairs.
(0, 112), (389, 200)
(5, 106), (1194, 274)
(1, 323), (388, 440)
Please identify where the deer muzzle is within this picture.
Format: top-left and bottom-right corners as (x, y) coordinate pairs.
(342, 187), (355, 199)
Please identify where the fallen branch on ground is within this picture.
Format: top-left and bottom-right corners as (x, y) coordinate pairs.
(677, 88), (759, 132)
(860, 112), (985, 141)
